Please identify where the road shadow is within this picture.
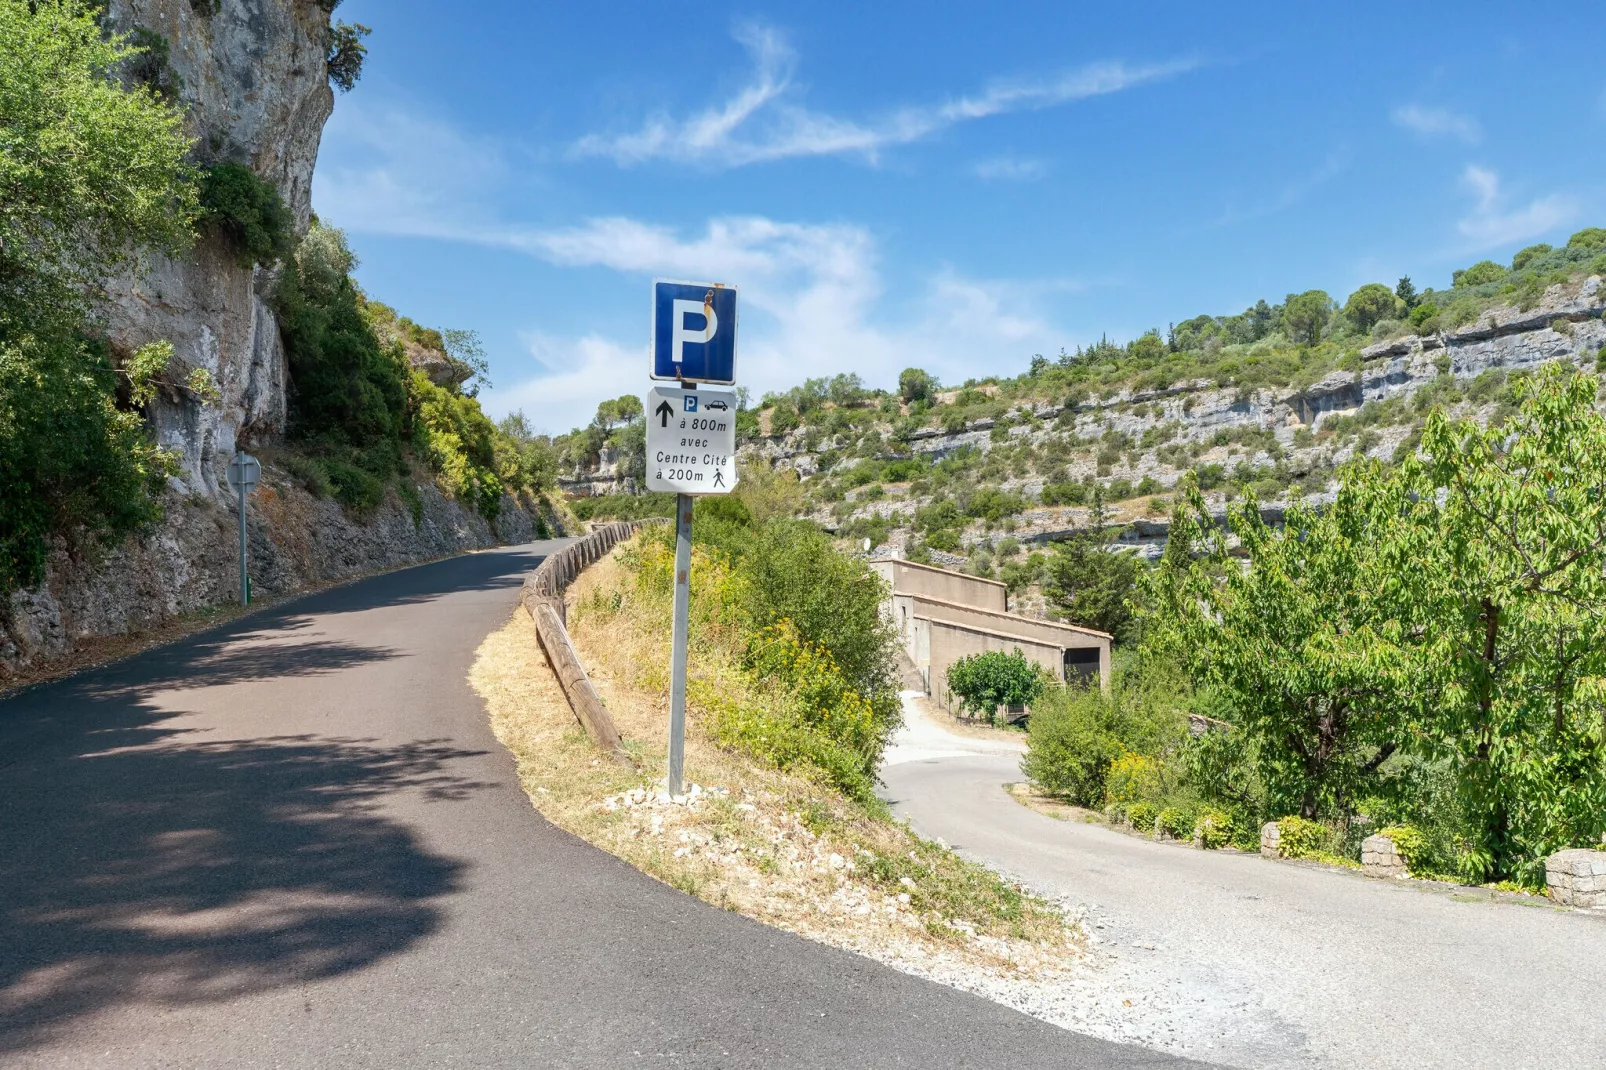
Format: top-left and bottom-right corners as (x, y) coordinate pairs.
(0, 545), (548, 1053)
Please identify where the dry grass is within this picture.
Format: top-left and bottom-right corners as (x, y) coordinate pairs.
(472, 542), (1084, 983)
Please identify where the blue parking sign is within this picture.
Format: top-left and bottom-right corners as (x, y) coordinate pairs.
(651, 280), (737, 384)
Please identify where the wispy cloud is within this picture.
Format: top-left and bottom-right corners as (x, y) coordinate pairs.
(475, 214), (1067, 433)
(571, 24), (1198, 168)
(973, 156), (1047, 181)
(1456, 164), (1576, 249)
(1203, 150), (1347, 231)
(1391, 104), (1482, 143)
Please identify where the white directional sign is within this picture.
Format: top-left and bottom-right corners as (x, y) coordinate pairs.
(644, 386), (738, 495)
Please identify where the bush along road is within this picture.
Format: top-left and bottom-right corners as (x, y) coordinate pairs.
(880, 693), (1606, 1070)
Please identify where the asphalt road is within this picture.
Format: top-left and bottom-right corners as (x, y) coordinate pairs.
(0, 543), (1207, 1069)
(881, 697), (1606, 1070)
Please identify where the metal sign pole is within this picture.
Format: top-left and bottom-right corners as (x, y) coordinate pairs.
(667, 492), (692, 796)
(236, 449), (249, 606)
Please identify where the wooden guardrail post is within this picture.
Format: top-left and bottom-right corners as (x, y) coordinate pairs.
(520, 517), (670, 765)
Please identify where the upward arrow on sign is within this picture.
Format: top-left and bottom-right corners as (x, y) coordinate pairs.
(656, 399), (674, 427)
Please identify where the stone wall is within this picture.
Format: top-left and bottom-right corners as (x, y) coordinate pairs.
(1545, 849), (1606, 907)
(2, 470), (567, 677)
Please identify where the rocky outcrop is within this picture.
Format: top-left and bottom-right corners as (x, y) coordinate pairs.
(2, 3), (561, 677)
(100, 0), (336, 491)
(2, 474), (564, 675)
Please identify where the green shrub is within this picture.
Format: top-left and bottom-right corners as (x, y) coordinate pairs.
(1195, 808), (1234, 849)
(1022, 685), (1123, 804)
(1105, 750), (1164, 807)
(1275, 815), (1333, 859)
(319, 457), (386, 514)
(1452, 260), (1506, 288)
(1157, 805), (1196, 840)
(280, 452), (332, 497)
(199, 163), (293, 267)
(1127, 801), (1159, 834)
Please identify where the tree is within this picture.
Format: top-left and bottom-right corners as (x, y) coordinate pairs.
(1043, 494), (1140, 643)
(898, 367), (936, 404)
(0, 1), (199, 594)
(1411, 364), (1606, 882)
(1452, 260), (1505, 288)
(327, 21), (371, 92)
(946, 649), (1047, 722)
(1141, 474), (1423, 820)
(1395, 276), (1419, 311)
(1511, 244), (1552, 271)
(0, 1), (197, 322)
(1343, 283), (1398, 333)
(1127, 330), (1165, 362)
(1282, 290), (1333, 346)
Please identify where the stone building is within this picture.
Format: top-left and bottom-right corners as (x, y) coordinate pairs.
(869, 558), (1111, 713)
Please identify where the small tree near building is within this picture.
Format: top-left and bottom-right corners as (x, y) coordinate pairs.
(946, 649), (1047, 723)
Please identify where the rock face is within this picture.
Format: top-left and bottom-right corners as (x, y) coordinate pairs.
(1, 477), (563, 674)
(717, 277), (1606, 562)
(1, 3), (563, 677)
(100, 0), (336, 491)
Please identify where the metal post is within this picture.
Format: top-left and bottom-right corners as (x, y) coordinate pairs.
(667, 492), (692, 796)
(236, 449), (249, 606)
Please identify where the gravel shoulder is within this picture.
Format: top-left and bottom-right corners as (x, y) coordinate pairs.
(881, 691), (1606, 1070)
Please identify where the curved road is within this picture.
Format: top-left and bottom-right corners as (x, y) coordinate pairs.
(881, 695), (1606, 1070)
(0, 544), (1202, 1069)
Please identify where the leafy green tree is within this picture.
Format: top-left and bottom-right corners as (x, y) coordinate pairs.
(1566, 227), (1606, 252)
(1141, 474), (1424, 819)
(327, 20), (371, 92)
(945, 649), (1047, 722)
(1452, 260), (1506, 288)
(0, 0), (196, 320)
(1282, 290), (1333, 346)
(1127, 330), (1165, 362)
(1343, 283), (1398, 333)
(198, 163), (292, 267)
(0, 0), (199, 593)
(1511, 244), (1553, 271)
(898, 367), (936, 404)
(1411, 364), (1606, 882)
(276, 222), (408, 465)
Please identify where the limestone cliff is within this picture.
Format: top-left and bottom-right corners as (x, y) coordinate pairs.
(723, 278), (1606, 563)
(1, 2), (561, 677)
(99, 0), (335, 493)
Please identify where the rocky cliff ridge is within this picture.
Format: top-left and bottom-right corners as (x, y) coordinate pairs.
(1, 2), (561, 678)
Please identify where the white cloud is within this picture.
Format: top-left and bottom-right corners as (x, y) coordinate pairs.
(1456, 165), (1577, 249)
(482, 333), (641, 437)
(1391, 104), (1482, 143)
(477, 214), (1067, 431)
(572, 25), (1197, 168)
(313, 98), (511, 237)
(973, 156), (1046, 181)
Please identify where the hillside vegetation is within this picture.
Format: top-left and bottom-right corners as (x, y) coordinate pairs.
(562, 228), (1606, 891)
(0, 1), (559, 600)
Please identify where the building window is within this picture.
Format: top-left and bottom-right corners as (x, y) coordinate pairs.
(1063, 647), (1101, 686)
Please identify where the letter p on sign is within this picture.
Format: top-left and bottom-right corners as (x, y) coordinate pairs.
(672, 299), (718, 364)
(652, 280), (737, 384)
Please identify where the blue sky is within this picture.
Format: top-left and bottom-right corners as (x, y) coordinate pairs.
(315, 1), (1606, 434)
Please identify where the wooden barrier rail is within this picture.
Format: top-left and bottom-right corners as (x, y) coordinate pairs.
(521, 518), (669, 762)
